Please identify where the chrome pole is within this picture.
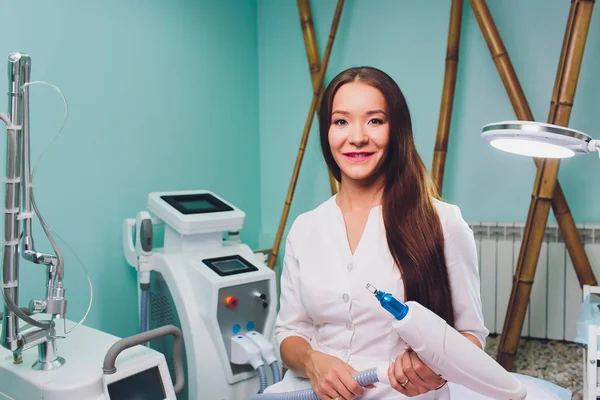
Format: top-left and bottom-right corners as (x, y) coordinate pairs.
(1, 53), (26, 361)
(0, 52), (65, 369)
(21, 58), (33, 253)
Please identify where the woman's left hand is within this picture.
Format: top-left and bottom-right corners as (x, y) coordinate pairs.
(388, 347), (446, 397)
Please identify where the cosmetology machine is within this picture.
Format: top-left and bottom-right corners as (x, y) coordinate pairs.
(0, 52), (184, 400)
(123, 190), (280, 400)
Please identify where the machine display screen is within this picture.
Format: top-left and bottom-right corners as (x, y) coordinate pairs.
(203, 255), (258, 276)
(107, 366), (166, 400)
(161, 193), (234, 215)
(179, 198), (217, 211)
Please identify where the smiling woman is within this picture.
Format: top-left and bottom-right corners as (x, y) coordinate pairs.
(319, 66), (458, 329)
(263, 66), (488, 400)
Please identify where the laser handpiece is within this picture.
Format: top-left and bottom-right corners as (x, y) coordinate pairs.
(365, 283), (527, 400)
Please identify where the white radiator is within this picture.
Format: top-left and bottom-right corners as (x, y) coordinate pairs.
(468, 222), (600, 342)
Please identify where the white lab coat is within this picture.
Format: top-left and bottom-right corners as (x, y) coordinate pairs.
(265, 195), (489, 399)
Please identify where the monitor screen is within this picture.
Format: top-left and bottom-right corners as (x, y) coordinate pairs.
(212, 259), (248, 273)
(107, 366), (166, 400)
(160, 193), (234, 215)
(178, 198), (218, 211)
(203, 255), (258, 276)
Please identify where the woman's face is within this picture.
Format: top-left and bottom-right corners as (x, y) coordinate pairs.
(328, 81), (390, 185)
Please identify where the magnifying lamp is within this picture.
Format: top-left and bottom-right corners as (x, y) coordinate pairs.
(481, 120), (600, 159)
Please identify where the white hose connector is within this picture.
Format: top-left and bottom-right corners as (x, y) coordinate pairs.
(138, 270), (150, 286)
(138, 255), (152, 286)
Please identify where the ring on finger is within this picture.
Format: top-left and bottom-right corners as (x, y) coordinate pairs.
(400, 378), (410, 388)
(331, 395), (340, 400)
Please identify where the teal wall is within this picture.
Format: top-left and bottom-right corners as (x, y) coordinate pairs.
(0, 0), (260, 338)
(258, 0), (600, 253)
(2, 0), (600, 343)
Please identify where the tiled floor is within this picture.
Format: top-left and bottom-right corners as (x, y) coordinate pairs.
(484, 335), (584, 399)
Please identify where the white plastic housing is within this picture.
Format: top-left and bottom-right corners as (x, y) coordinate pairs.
(245, 331), (277, 365)
(123, 218), (137, 267)
(0, 320), (176, 400)
(150, 241), (278, 399)
(392, 301), (527, 400)
(148, 190), (245, 236)
(481, 120), (592, 158)
(231, 335), (264, 369)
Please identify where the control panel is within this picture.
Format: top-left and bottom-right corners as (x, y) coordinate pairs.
(217, 280), (271, 376)
(202, 255), (258, 277)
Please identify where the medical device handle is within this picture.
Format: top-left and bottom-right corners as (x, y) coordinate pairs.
(123, 218), (137, 267)
(123, 212), (157, 268)
(102, 325), (185, 394)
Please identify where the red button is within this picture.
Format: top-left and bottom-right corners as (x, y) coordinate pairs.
(225, 296), (238, 308)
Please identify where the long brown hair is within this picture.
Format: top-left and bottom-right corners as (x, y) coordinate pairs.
(319, 66), (454, 326)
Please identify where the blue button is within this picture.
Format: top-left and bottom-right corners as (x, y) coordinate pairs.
(246, 321), (255, 331)
(232, 324), (241, 334)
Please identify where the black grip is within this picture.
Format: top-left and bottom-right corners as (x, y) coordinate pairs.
(140, 219), (153, 252)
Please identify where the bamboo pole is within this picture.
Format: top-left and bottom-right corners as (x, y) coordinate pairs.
(496, 0), (595, 371)
(432, 0), (464, 194)
(469, 0), (597, 295)
(298, 0), (340, 195)
(469, 0), (534, 121)
(468, 2), (598, 283)
(547, 0), (597, 290)
(268, 0), (345, 269)
(469, 0), (596, 370)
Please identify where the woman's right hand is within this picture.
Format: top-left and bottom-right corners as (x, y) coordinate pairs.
(303, 350), (370, 400)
